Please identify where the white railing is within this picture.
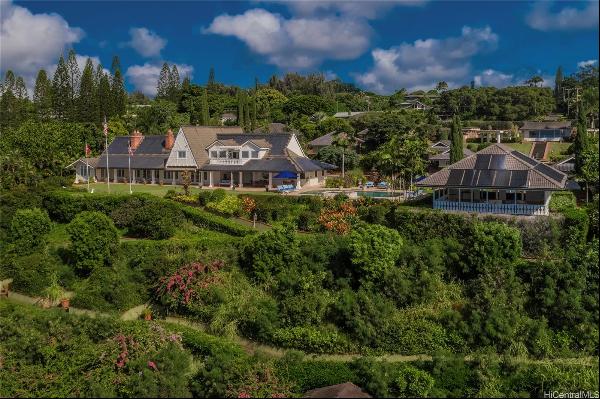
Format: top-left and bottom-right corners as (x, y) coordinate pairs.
(433, 199), (548, 216)
(209, 158), (244, 165)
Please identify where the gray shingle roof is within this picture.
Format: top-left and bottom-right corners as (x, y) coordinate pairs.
(97, 135), (170, 170)
(182, 126), (244, 167)
(521, 121), (572, 130)
(418, 143), (567, 190)
(97, 154), (167, 169)
(429, 148), (474, 161)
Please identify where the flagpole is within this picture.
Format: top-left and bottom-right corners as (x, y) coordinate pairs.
(85, 143), (90, 193)
(128, 142), (132, 195)
(104, 116), (110, 193)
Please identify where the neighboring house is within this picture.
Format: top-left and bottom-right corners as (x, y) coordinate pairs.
(417, 143), (568, 216)
(66, 157), (98, 183)
(220, 112), (237, 124)
(552, 156), (575, 174)
(304, 382), (371, 398)
(165, 125), (335, 189)
(307, 131), (364, 155)
(398, 99), (431, 110)
(462, 127), (480, 140)
(95, 129), (174, 184)
(429, 147), (475, 168)
(521, 121), (573, 142)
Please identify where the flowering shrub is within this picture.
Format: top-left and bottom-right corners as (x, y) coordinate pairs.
(241, 196), (257, 215)
(156, 261), (225, 309)
(206, 194), (242, 217)
(317, 200), (357, 235)
(171, 194), (199, 205)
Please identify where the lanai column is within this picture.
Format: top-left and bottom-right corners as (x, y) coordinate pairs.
(172, 172), (175, 185)
(209, 171), (214, 188)
(151, 170), (155, 184)
(296, 173), (302, 189)
(159, 169), (164, 184)
(230, 172), (234, 189)
(113, 169), (118, 183)
(268, 172), (273, 189)
(198, 171), (202, 188)
(239, 171), (243, 188)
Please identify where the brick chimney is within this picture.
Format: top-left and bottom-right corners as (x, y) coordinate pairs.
(165, 129), (175, 150)
(130, 129), (143, 149)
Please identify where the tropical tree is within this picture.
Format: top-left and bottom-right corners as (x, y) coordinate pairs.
(33, 70), (53, 121)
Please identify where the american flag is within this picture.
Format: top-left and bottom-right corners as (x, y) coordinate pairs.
(103, 116), (108, 137)
(128, 140), (134, 156)
(85, 143), (91, 157)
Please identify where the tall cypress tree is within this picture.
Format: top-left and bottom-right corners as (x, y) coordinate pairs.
(554, 66), (563, 110)
(244, 93), (251, 131)
(110, 55), (126, 116)
(250, 96), (257, 131)
(0, 70), (17, 129)
(574, 103), (589, 175)
(52, 55), (72, 121)
(34, 69), (53, 121)
(156, 62), (170, 99)
(97, 72), (111, 122)
(66, 49), (81, 120)
(201, 87), (209, 125)
(78, 58), (96, 122)
(169, 65), (181, 103)
(237, 90), (244, 127)
(208, 67), (215, 88)
(450, 115), (463, 164)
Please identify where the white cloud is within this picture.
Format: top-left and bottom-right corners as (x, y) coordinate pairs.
(473, 69), (516, 88)
(281, 0), (427, 20)
(0, 0), (84, 81)
(578, 59), (598, 68)
(526, 1), (599, 31)
(126, 62), (193, 96)
(204, 8), (372, 69)
(354, 26), (498, 94)
(324, 70), (338, 81)
(125, 27), (167, 58)
(474, 69), (553, 88)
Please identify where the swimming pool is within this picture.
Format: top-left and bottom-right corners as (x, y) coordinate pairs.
(300, 190), (401, 199)
(356, 191), (401, 198)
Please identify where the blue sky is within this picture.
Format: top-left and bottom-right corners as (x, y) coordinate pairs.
(1, 0), (598, 95)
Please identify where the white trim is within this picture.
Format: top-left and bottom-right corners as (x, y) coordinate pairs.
(286, 133), (308, 158)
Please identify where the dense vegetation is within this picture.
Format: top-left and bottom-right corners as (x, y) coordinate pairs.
(1, 48), (599, 397)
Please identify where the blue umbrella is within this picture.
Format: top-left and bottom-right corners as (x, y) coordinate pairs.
(274, 171), (297, 179)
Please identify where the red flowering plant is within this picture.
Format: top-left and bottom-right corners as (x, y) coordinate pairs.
(241, 196), (257, 216)
(317, 199), (358, 235)
(156, 260), (225, 312)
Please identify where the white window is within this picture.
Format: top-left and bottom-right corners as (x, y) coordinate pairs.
(251, 151), (259, 158)
(178, 150), (186, 159)
(117, 169), (126, 178)
(231, 151), (239, 159)
(241, 151), (249, 158)
(219, 150), (227, 158)
(210, 151), (217, 158)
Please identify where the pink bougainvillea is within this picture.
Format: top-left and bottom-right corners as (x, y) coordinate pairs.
(157, 260), (225, 308)
(147, 360), (158, 371)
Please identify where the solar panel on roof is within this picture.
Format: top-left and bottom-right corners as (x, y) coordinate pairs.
(462, 170), (476, 186)
(474, 154), (492, 169)
(447, 169), (465, 185)
(511, 150), (537, 166)
(489, 154), (507, 170)
(476, 170), (495, 186)
(494, 170), (511, 186)
(534, 163), (565, 183)
(511, 170), (528, 187)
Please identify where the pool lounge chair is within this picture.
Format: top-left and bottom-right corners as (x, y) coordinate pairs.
(277, 184), (295, 193)
(377, 181), (388, 189)
(365, 181), (375, 188)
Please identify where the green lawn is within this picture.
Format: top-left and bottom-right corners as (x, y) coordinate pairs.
(78, 182), (278, 196)
(547, 142), (572, 160)
(504, 142), (533, 155)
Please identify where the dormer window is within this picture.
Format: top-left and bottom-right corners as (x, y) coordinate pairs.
(251, 151), (259, 158)
(177, 150), (186, 159)
(210, 151), (218, 158)
(219, 150), (227, 158)
(241, 151), (249, 158)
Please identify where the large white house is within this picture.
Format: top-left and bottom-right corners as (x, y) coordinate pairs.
(88, 126), (334, 189)
(165, 126), (333, 188)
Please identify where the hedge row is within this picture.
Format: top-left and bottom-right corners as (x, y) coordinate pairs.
(41, 190), (255, 237)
